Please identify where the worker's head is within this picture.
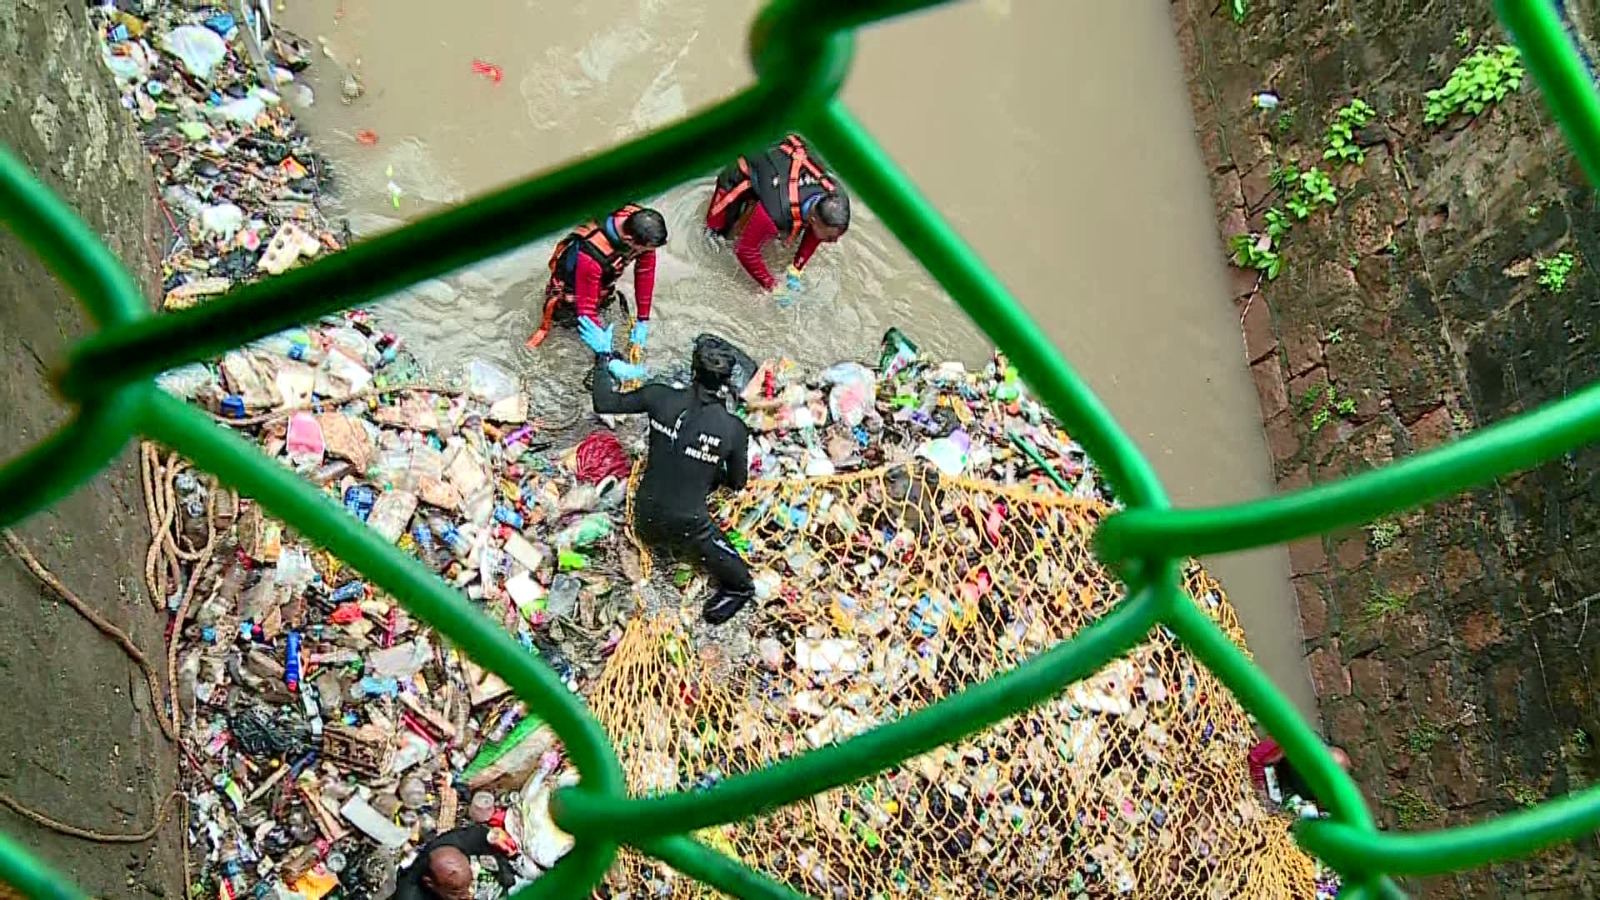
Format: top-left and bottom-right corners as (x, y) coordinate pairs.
(808, 193), (850, 242)
(623, 208), (669, 250)
(1329, 746), (1352, 770)
(691, 340), (737, 393)
(421, 846), (475, 900)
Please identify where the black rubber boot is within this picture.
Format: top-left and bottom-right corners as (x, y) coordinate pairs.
(702, 590), (751, 625)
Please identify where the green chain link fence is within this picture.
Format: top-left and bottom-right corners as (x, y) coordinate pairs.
(3, 1), (1600, 897)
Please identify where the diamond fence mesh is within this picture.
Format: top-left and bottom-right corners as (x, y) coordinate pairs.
(3, 1), (1600, 898)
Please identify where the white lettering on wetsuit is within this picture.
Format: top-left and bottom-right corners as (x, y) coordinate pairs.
(683, 433), (723, 464)
(651, 410), (723, 466)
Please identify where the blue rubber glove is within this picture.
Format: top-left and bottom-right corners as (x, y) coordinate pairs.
(577, 316), (614, 355)
(629, 321), (649, 348)
(784, 265), (804, 294)
(607, 359), (649, 381)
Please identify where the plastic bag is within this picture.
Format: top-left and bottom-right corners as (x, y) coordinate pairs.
(274, 547), (315, 592)
(211, 94), (265, 124)
(198, 203), (245, 240)
(155, 363), (218, 399)
(160, 25), (228, 81)
(285, 413), (325, 467)
(821, 362), (876, 428)
(368, 638), (431, 680)
(917, 430), (972, 476)
(467, 359), (518, 403)
(101, 42), (150, 83)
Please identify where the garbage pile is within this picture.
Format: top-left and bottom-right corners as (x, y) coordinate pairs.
(593, 508), (1323, 899)
(91, 1), (345, 312)
(140, 306), (1343, 899)
(153, 318), (653, 898)
(89, 6), (636, 895)
(718, 327), (1102, 499)
(578, 336), (1333, 898)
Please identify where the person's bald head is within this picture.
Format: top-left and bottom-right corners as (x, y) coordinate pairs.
(422, 846), (474, 900)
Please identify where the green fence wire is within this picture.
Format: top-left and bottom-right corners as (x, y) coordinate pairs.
(1, 0), (1598, 896)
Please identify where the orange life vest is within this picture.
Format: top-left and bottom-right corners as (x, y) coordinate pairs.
(547, 203), (646, 289)
(708, 135), (837, 242)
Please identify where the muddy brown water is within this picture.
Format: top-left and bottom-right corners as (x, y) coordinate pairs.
(278, 0), (1315, 718)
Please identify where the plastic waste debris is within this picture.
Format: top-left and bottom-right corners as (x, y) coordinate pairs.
(466, 359), (518, 403)
(160, 25), (228, 81)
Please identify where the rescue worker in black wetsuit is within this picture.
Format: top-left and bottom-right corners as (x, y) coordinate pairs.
(581, 320), (755, 623)
(387, 824), (518, 900)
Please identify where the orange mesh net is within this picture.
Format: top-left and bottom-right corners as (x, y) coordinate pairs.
(589, 463), (1317, 898)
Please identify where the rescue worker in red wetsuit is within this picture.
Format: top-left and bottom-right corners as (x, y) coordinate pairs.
(704, 134), (850, 304)
(527, 204), (667, 378)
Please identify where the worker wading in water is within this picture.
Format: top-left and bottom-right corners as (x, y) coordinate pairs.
(528, 203), (667, 382)
(580, 320), (755, 623)
(705, 133), (850, 305)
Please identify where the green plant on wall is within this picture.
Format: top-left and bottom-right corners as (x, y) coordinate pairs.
(1229, 0), (1248, 25)
(1425, 44), (1525, 125)
(1273, 166), (1339, 219)
(1363, 587), (1411, 623)
(1504, 782), (1543, 808)
(1264, 207), (1292, 241)
(1274, 106), (1297, 136)
(1389, 787), (1445, 827)
(1301, 382), (1358, 431)
(1367, 519), (1402, 550)
(1536, 251), (1577, 293)
(1230, 233), (1282, 279)
(1325, 98), (1377, 164)
(1227, 164), (1340, 279)
(1407, 722), (1444, 754)
(1229, 207), (1295, 281)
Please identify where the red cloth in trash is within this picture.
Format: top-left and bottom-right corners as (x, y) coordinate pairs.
(1248, 737), (1284, 790)
(576, 430), (631, 484)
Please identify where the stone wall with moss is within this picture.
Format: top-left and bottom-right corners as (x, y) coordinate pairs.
(1173, 0), (1600, 895)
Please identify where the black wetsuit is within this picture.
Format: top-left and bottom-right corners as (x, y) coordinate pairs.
(389, 824), (516, 899)
(591, 356), (755, 623)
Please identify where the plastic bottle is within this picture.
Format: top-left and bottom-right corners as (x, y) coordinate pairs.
(879, 327), (920, 380)
(174, 471), (207, 519)
(284, 631), (302, 693)
(493, 505), (524, 529)
(287, 339), (326, 365)
(301, 683), (323, 738)
(311, 459), (352, 485)
(469, 791), (497, 825)
(330, 580), (366, 604)
(275, 548), (315, 592)
(343, 484), (376, 521)
(398, 775), (429, 810)
(410, 522), (442, 568)
(429, 515), (472, 559)
(177, 652), (200, 715)
(365, 489), (417, 543)
(217, 846), (249, 899)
